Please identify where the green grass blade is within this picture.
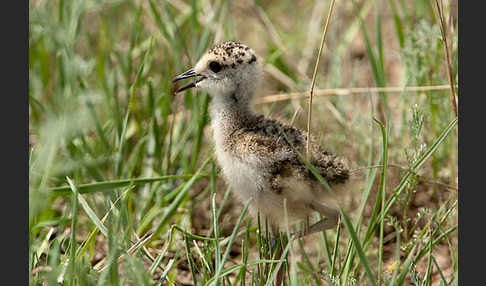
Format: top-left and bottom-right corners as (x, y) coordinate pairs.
(320, 232), (332, 274)
(331, 221), (341, 276)
(70, 187), (108, 237)
(152, 157), (212, 238)
(205, 260), (282, 286)
(76, 187), (132, 260)
(150, 226), (176, 275)
(375, 5), (385, 81)
(85, 99), (111, 151)
(114, 105), (130, 180)
(374, 117), (388, 285)
(382, 118), (457, 219)
(193, 239), (212, 272)
(340, 210), (376, 286)
(389, 0), (405, 48)
(397, 245), (417, 286)
(66, 177), (79, 283)
(424, 236), (434, 285)
(184, 234), (199, 286)
(432, 255), (449, 286)
(213, 198), (252, 286)
(159, 259), (175, 283)
(389, 223), (401, 285)
(212, 191), (221, 276)
(415, 226), (457, 264)
(49, 174), (206, 195)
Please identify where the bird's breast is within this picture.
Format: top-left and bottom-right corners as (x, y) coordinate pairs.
(214, 143), (264, 202)
(211, 114), (267, 204)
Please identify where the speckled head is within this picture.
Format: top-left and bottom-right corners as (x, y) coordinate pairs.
(197, 41), (258, 71)
(172, 41), (261, 99)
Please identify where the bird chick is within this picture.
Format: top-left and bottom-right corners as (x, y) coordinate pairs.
(173, 41), (350, 237)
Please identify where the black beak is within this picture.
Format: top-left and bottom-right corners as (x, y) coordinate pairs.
(172, 68), (205, 93)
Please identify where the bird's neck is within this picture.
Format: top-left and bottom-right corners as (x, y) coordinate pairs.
(210, 92), (256, 128)
(210, 89), (258, 145)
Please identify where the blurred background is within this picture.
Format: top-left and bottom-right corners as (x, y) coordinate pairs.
(29, 0), (458, 285)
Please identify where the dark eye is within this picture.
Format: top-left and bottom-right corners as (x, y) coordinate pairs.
(209, 61), (222, 73)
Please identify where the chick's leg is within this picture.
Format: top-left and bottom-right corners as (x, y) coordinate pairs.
(293, 202), (340, 238)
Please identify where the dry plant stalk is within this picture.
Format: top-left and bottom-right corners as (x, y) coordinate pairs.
(435, 0), (458, 117)
(350, 164), (458, 191)
(255, 84), (453, 104)
(306, 0), (337, 158)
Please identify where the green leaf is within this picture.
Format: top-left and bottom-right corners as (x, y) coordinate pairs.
(70, 187), (108, 237)
(49, 174), (207, 195)
(340, 210), (376, 286)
